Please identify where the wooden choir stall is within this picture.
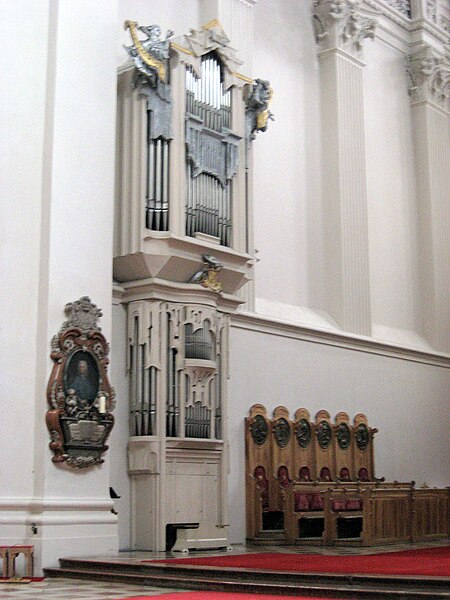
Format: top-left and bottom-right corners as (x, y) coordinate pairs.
(246, 405), (449, 546)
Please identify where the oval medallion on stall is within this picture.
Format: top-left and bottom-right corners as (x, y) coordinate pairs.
(274, 418), (291, 448)
(295, 418), (311, 449)
(316, 420), (332, 449)
(250, 414), (269, 445)
(355, 423), (370, 450)
(337, 422), (351, 450)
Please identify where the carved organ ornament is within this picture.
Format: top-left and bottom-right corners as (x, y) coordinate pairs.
(45, 297), (115, 468)
(128, 300), (228, 441)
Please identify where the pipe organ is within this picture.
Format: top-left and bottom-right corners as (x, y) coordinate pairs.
(115, 20), (271, 551)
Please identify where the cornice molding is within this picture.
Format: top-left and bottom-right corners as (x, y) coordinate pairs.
(231, 311), (450, 368)
(406, 45), (450, 110)
(364, 0), (449, 48)
(113, 277), (243, 313)
(313, 0), (379, 60)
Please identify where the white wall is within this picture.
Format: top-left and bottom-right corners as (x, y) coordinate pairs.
(227, 324), (450, 544)
(252, 0), (323, 311)
(0, 0), (120, 571)
(364, 40), (420, 338)
(0, 0), (50, 503)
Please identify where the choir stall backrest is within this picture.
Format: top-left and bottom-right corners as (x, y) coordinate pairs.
(293, 407), (315, 481)
(353, 413), (377, 481)
(314, 410), (335, 481)
(245, 404), (272, 539)
(334, 411), (353, 481)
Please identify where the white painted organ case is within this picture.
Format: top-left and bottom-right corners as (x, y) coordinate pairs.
(115, 20), (272, 551)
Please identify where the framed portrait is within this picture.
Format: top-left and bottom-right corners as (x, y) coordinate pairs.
(46, 297), (115, 468)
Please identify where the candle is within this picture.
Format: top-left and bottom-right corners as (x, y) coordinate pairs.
(98, 396), (106, 414)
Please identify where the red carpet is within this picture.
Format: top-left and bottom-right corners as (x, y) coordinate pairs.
(146, 546), (450, 577)
(122, 594), (336, 600)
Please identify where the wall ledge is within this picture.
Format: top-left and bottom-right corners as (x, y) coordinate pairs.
(232, 311), (450, 368)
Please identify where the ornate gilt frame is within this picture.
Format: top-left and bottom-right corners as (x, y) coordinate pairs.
(45, 297), (115, 468)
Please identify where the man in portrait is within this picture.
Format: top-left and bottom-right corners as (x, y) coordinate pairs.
(68, 359), (97, 402)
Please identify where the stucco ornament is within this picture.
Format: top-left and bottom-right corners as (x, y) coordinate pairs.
(406, 46), (450, 110)
(312, 0), (378, 60)
(384, 0), (411, 18)
(427, 0), (437, 23)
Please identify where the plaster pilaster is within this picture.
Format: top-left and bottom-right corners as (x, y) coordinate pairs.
(314, 0), (377, 335)
(199, 0), (257, 75)
(407, 45), (450, 351)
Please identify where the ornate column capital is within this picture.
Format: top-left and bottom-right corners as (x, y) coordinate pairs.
(312, 0), (378, 60)
(406, 46), (450, 110)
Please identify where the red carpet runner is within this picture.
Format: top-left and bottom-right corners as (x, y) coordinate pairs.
(122, 594), (336, 600)
(146, 546), (450, 577)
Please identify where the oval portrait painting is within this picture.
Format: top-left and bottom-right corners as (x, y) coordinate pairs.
(64, 350), (99, 403)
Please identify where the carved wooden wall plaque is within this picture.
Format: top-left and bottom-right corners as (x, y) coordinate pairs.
(45, 297), (115, 468)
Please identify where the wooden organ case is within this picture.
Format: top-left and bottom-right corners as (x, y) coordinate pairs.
(115, 21), (272, 551)
(246, 405), (449, 546)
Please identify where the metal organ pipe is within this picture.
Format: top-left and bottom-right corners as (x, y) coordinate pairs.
(185, 56), (232, 246)
(146, 109), (169, 231)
